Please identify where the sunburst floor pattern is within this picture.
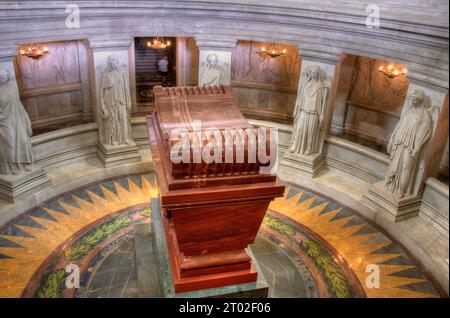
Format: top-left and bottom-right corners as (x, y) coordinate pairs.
(0, 174), (443, 298)
(0, 174), (158, 298)
(269, 186), (443, 298)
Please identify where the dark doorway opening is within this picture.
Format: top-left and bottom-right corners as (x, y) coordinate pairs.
(134, 37), (176, 114)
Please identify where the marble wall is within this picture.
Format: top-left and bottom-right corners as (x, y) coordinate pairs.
(184, 37), (199, 87)
(330, 55), (410, 152)
(441, 141), (449, 181)
(231, 41), (301, 124)
(14, 40), (93, 134)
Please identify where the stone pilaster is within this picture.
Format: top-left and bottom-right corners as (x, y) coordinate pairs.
(88, 37), (141, 167)
(280, 49), (344, 178)
(363, 75), (449, 221)
(0, 47), (51, 203)
(195, 36), (236, 86)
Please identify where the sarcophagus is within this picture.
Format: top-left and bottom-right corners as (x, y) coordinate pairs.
(147, 85), (285, 293)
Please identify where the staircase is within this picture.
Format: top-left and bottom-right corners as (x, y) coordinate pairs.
(134, 40), (171, 81)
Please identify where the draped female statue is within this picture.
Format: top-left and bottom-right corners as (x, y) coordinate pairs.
(99, 55), (132, 146)
(289, 65), (328, 155)
(384, 89), (432, 198)
(0, 68), (33, 175)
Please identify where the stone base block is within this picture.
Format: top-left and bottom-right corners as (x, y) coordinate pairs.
(280, 151), (325, 178)
(0, 169), (51, 203)
(150, 199), (269, 298)
(97, 142), (142, 168)
(363, 181), (422, 222)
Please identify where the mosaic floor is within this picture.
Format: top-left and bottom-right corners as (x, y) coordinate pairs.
(0, 174), (443, 298)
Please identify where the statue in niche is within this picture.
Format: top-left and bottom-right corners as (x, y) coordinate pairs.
(99, 55), (132, 146)
(200, 53), (229, 86)
(289, 65), (329, 155)
(0, 68), (33, 175)
(384, 89), (432, 198)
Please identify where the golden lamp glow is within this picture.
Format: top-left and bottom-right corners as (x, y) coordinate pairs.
(147, 36), (171, 50)
(378, 61), (407, 78)
(259, 43), (288, 58)
(19, 43), (49, 59)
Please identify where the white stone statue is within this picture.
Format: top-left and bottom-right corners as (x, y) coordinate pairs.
(384, 89), (432, 198)
(289, 65), (329, 155)
(199, 53), (229, 86)
(0, 68), (33, 175)
(99, 55), (132, 146)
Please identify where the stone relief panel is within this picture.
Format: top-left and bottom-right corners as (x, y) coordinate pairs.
(330, 55), (410, 153)
(16, 42), (80, 90)
(230, 41), (301, 124)
(199, 50), (231, 86)
(231, 41), (301, 88)
(14, 40), (93, 134)
(348, 56), (409, 115)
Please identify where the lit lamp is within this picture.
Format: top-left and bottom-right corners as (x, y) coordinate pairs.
(378, 62), (407, 79)
(19, 44), (49, 59)
(147, 37), (171, 50)
(260, 43), (287, 58)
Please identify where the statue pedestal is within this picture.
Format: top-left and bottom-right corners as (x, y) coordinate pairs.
(0, 169), (51, 203)
(280, 151), (325, 178)
(363, 181), (422, 222)
(97, 142), (141, 168)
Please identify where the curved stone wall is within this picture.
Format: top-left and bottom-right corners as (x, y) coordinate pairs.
(0, 1), (448, 88)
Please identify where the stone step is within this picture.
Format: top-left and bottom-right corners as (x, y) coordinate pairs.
(136, 64), (158, 68)
(136, 58), (158, 62)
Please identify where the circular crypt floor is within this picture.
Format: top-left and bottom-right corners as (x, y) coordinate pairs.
(0, 174), (444, 298)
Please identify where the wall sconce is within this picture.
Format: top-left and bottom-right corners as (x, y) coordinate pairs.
(378, 62), (407, 78)
(260, 43), (287, 58)
(19, 44), (49, 59)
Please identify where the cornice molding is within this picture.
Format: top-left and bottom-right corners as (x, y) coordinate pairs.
(0, 1), (447, 88)
(88, 37), (133, 51)
(299, 47), (343, 65)
(0, 46), (18, 62)
(195, 36), (237, 51)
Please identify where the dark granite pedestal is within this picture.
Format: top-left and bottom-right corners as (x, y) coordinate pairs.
(134, 198), (269, 298)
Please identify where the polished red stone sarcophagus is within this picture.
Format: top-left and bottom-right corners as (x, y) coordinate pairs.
(147, 85), (285, 293)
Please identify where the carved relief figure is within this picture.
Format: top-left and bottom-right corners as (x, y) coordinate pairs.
(99, 55), (132, 146)
(348, 57), (409, 115)
(199, 53), (229, 86)
(384, 89), (432, 198)
(231, 41), (301, 88)
(289, 65), (329, 155)
(0, 69), (33, 175)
